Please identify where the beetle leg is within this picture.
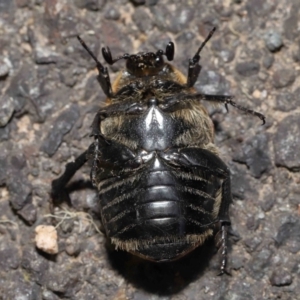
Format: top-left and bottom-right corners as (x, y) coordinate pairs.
(90, 138), (99, 187)
(186, 58), (202, 88)
(51, 143), (94, 201)
(218, 224), (230, 276)
(52, 146), (91, 193)
(77, 36), (113, 98)
(216, 168), (231, 276)
(187, 27), (216, 87)
(91, 112), (105, 137)
(96, 67), (113, 98)
(197, 94), (266, 125)
(163, 93), (266, 125)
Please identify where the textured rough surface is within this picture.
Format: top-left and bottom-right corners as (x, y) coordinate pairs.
(0, 95), (14, 127)
(274, 114), (300, 170)
(272, 68), (296, 89)
(0, 1), (299, 299)
(235, 61), (260, 77)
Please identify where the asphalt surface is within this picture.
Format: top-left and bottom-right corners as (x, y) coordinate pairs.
(0, 0), (299, 299)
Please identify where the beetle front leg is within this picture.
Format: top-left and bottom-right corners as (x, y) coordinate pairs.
(77, 36), (113, 98)
(186, 27), (216, 87)
(186, 57), (202, 88)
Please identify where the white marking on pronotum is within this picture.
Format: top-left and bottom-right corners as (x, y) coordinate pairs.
(145, 106), (164, 130)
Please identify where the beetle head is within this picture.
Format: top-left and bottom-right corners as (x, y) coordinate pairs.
(102, 42), (175, 77)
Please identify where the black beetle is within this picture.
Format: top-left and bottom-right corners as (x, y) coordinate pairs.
(52, 28), (265, 275)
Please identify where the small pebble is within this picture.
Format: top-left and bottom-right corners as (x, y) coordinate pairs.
(17, 203), (37, 225)
(270, 269), (293, 286)
(272, 69), (295, 88)
(264, 30), (283, 52)
(274, 114), (300, 169)
(235, 61), (260, 77)
(74, 0), (105, 11)
(65, 235), (81, 256)
(40, 104), (80, 156)
(292, 43), (300, 62)
(252, 89), (261, 98)
(263, 54), (274, 69)
(104, 5), (120, 20)
(35, 225), (59, 255)
(0, 95), (14, 127)
(130, 0), (146, 5)
(0, 60), (9, 78)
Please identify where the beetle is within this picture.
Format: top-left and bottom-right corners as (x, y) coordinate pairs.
(52, 27), (265, 275)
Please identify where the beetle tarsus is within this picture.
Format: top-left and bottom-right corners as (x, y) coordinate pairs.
(217, 224), (231, 276)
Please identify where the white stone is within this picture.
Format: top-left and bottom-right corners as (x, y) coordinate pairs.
(35, 225), (58, 254)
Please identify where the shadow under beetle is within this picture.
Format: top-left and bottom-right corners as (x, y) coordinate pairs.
(52, 27), (265, 275)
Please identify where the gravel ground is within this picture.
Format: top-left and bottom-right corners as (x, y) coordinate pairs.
(0, 0), (300, 299)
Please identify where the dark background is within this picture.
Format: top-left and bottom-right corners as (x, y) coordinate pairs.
(0, 0), (299, 299)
